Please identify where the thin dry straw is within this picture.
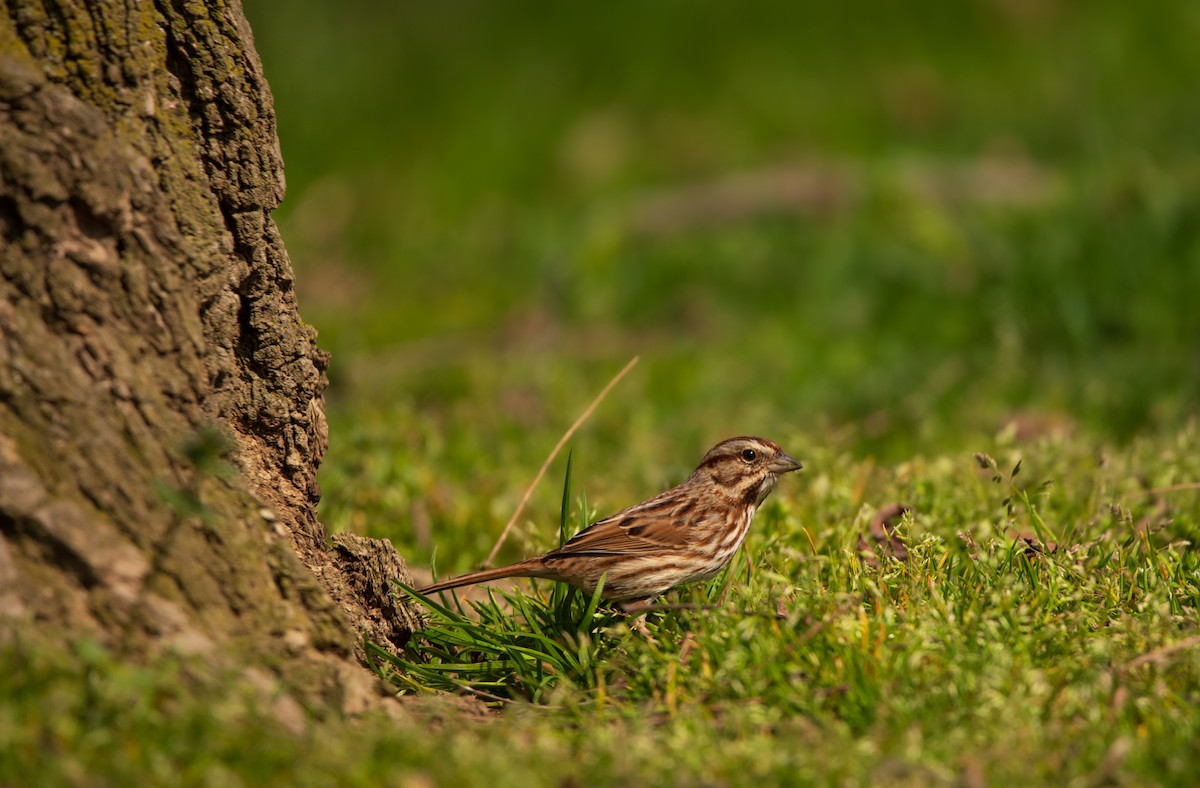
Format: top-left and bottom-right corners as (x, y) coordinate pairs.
(484, 356), (640, 566)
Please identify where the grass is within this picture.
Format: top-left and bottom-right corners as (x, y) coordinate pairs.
(368, 453), (628, 703)
(6, 429), (1198, 784)
(362, 427), (1200, 783)
(6, 0), (1200, 784)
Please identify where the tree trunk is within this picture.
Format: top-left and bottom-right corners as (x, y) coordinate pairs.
(0, 1), (417, 712)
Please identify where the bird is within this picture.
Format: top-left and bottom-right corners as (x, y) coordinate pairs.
(418, 436), (802, 611)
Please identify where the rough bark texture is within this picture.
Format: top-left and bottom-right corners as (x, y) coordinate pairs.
(0, 1), (418, 712)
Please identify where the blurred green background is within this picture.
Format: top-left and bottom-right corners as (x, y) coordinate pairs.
(243, 0), (1200, 570)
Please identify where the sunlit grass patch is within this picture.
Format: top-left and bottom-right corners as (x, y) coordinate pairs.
(369, 580), (625, 705)
(374, 428), (1200, 783)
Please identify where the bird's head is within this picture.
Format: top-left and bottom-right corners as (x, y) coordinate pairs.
(692, 436), (803, 506)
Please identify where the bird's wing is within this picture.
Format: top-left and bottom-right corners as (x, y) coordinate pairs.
(550, 493), (698, 556)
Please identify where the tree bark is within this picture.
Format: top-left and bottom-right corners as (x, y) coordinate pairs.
(0, 1), (417, 712)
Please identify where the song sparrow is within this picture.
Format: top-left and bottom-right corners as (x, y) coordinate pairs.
(418, 436), (802, 609)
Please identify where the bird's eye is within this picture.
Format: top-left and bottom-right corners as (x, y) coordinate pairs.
(741, 449), (758, 462)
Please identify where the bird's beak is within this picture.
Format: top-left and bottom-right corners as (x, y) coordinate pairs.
(770, 452), (803, 474)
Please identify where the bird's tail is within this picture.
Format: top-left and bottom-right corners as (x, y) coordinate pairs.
(417, 559), (545, 596)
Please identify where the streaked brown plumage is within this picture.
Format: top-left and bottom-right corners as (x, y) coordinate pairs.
(418, 436), (802, 609)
